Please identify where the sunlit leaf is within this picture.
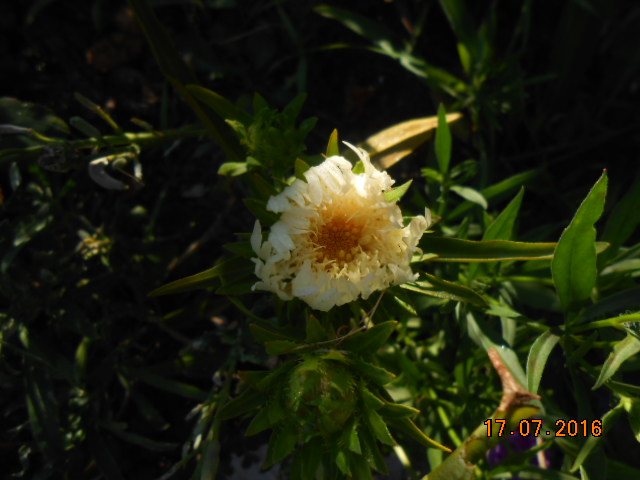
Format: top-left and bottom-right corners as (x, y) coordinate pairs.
(526, 330), (561, 394)
(552, 171), (608, 312)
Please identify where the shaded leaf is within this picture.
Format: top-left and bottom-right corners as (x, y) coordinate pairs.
(571, 401), (624, 472)
(401, 273), (487, 306)
(340, 320), (397, 353)
(593, 334), (640, 389)
(148, 256), (252, 296)
(264, 422), (298, 468)
(435, 104), (452, 174)
(186, 84), (252, 125)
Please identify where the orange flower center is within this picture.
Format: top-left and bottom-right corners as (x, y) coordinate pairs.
(311, 214), (364, 265)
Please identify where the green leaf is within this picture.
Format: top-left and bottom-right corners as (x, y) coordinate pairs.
(593, 334), (640, 389)
(358, 423), (389, 474)
(216, 387), (265, 421)
(552, 171), (608, 312)
(465, 312), (527, 388)
(361, 387), (385, 410)
(448, 169), (541, 220)
(326, 129), (340, 157)
(484, 187), (524, 241)
(186, 84), (253, 125)
(401, 273), (487, 306)
(600, 173), (640, 262)
(386, 417), (451, 451)
(342, 417), (362, 454)
(365, 407), (396, 446)
(340, 321), (397, 353)
(420, 236), (562, 262)
(384, 179), (413, 203)
(571, 401), (624, 472)
(294, 157), (311, 181)
(351, 357), (395, 385)
(450, 185), (488, 209)
(379, 401), (420, 419)
(148, 256), (252, 296)
(245, 399), (286, 436)
(435, 104), (452, 175)
(622, 396), (640, 442)
(526, 330), (561, 394)
(265, 422), (298, 468)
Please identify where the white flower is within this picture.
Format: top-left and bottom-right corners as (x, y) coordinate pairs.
(251, 143), (429, 311)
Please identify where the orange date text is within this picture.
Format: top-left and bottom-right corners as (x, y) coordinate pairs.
(483, 419), (603, 437)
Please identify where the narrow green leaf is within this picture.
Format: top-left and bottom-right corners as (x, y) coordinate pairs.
(593, 334), (640, 389)
(450, 185), (488, 209)
(358, 423), (389, 474)
(361, 387), (385, 410)
(351, 357), (395, 385)
(465, 312), (527, 388)
(448, 169), (541, 220)
(379, 401), (420, 419)
(387, 417), (451, 452)
(148, 256), (252, 296)
(365, 407), (396, 446)
(526, 330), (561, 394)
(340, 320), (397, 353)
(552, 171), (608, 312)
(401, 273), (487, 306)
(484, 187), (524, 241)
(384, 179), (413, 203)
(342, 417), (362, 454)
(326, 129), (340, 157)
(186, 84), (252, 125)
(435, 104), (452, 174)
(70, 116), (102, 138)
(571, 402), (624, 472)
(419, 237), (610, 262)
